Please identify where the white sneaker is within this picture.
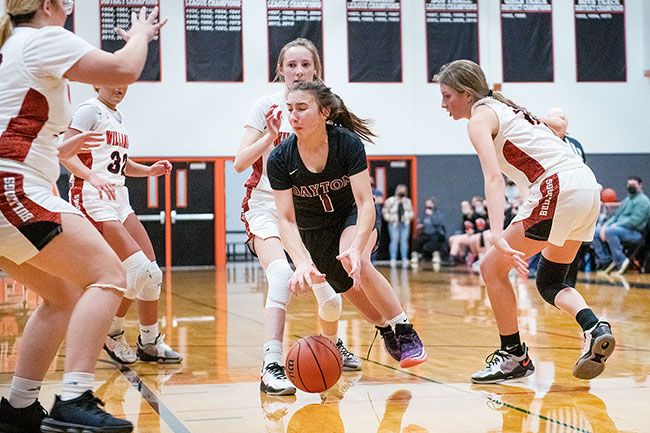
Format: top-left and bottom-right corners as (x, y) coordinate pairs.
(137, 334), (183, 364)
(573, 320), (616, 379)
(260, 362), (296, 396)
(104, 331), (137, 364)
(611, 258), (630, 275)
(336, 339), (362, 371)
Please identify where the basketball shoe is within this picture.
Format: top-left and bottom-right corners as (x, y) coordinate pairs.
(104, 331), (136, 364)
(40, 390), (132, 433)
(336, 339), (362, 371)
(573, 319), (615, 379)
(373, 325), (401, 362)
(136, 334), (183, 364)
(471, 344), (535, 384)
(260, 362), (296, 396)
(395, 323), (428, 368)
(0, 397), (47, 433)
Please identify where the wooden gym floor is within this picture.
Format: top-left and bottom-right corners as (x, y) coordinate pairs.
(1, 263), (649, 432)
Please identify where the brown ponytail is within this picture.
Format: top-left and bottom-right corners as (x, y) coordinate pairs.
(290, 81), (376, 143)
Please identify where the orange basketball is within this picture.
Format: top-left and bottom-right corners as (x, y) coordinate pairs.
(601, 187), (618, 203)
(285, 336), (342, 393)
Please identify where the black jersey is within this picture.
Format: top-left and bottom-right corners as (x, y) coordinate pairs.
(267, 125), (368, 231)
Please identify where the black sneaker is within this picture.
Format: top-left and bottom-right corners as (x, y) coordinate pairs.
(375, 325), (401, 362)
(0, 397), (47, 433)
(573, 320), (616, 379)
(40, 390), (132, 433)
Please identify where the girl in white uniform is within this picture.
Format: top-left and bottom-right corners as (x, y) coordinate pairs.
(434, 60), (615, 384)
(62, 85), (182, 366)
(0, 1), (165, 432)
(234, 38), (362, 396)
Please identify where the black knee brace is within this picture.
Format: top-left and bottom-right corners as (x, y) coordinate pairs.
(536, 256), (571, 307)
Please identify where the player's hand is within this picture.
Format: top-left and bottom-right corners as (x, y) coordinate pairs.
(289, 262), (326, 295)
(492, 236), (528, 277)
(149, 160), (172, 177)
(336, 247), (362, 290)
(58, 131), (104, 160)
(89, 173), (116, 201)
(264, 104), (281, 141)
(115, 6), (167, 43)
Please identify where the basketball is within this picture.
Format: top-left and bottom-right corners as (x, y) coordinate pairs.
(285, 336), (342, 393)
(601, 187), (618, 203)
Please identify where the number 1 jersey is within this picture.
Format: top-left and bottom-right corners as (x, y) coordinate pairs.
(69, 97), (129, 186)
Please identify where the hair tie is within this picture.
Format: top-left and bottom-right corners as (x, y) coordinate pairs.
(487, 89), (493, 97)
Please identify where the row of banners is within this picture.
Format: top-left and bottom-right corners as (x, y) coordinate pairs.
(66, 0), (627, 83)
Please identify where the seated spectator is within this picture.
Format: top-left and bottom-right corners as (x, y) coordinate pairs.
(447, 201), (476, 265)
(411, 198), (448, 265)
(592, 176), (650, 274)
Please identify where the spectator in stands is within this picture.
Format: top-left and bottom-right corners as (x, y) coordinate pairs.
(411, 198), (448, 266)
(382, 184), (414, 267)
(447, 200), (476, 265)
(592, 176), (650, 274)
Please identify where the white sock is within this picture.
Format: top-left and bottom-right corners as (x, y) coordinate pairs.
(263, 340), (283, 368)
(61, 372), (94, 401)
(108, 316), (125, 337)
(387, 312), (408, 329)
(139, 323), (159, 345)
(8, 376), (41, 408)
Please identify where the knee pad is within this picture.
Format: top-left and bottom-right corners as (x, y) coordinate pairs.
(536, 256), (571, 307)
(265, 259), (292, 310)
(137, 261), (162, 301)
(312, 282), (341, 322)
(86, 283), (126, 295)
(123, 251), (151, 300)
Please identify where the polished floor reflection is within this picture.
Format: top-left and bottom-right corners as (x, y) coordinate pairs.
(1, 264), (649, 432)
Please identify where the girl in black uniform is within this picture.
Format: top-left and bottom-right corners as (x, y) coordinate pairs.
(267, 82), (427, 368)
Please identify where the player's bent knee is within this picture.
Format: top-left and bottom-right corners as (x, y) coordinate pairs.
(124, 252), (152, 300)
(137, 261), (162, 301)
(319, 294), (342, 322)
(265, 259), (292, 310)
(536, 256), (571, 306)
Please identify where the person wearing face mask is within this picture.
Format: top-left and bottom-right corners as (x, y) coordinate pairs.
(411, 198), (447, 265)
(591, 176), (650, 275)
(382, 184), (414, 267)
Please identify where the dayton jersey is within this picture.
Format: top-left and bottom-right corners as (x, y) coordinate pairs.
(242, 91), (293, 202)
(472, 98), (586, 189)
(267, 125), (368, 230)
(0, 26), (94, 183)
(69, 97), (130, 187)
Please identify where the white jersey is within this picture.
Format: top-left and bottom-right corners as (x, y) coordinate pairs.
(242, 90), (293, 202)
(69, 97), (130, 187)
(472, 98), (586, 190)
(0, 26), (95, 183)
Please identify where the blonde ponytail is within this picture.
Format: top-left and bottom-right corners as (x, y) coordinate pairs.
(0, 13), (12, 48)
(1, 1), (44, 49)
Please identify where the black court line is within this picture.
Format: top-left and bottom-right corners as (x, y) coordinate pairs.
(168, 288), (593, 433)
(119, 365), (192, 433)
(418, 266), (650, 290)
